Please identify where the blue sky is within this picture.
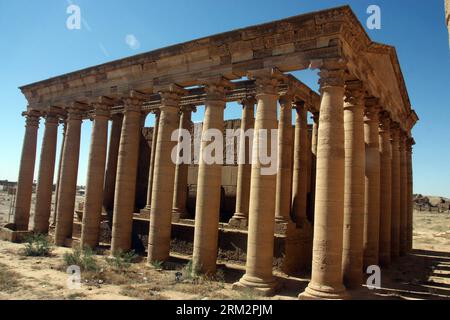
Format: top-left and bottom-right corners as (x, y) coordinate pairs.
(0, 0), (449, 197)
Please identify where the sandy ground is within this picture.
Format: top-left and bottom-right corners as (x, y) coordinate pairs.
(0, 190), (449, 300)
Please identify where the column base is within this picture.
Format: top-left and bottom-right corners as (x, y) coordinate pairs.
(299, 283), (350, 300)
(172, 209), (188, 223)
(228, 214), (248, 229)
(274, 218), (296, 235)
(282, 224), (313, 274)
(0, 225), (32, 243)
(139, 207), (151, 219)
(232, 275), (280, 297)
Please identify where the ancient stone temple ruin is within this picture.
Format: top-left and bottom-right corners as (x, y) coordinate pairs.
(6, 6), (419, 299)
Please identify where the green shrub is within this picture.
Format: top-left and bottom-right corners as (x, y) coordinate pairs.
(150, 260), (164, 270)
(106, 250), (137, 270)
(63, 247), (98, 272)
(23, 233), (52, 257)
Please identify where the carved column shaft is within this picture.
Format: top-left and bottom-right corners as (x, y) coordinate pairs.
(236, 72), (280, 294)
(229, 97), (255, 227)
(172, 106), (194, 221)
(111, 97), (143, 253)
(390, 125), (401, 258)
(33, 113), (59, 233)
(406, 138), (414, 252)
(309, 112), (319, 223)
(148, 87), (184, 262)
(300, 62), (348, 300)
(81, 102), (111, 248)
(55, 108), (83, 246)
(103, 113), (123, 217)
(275, 94), (293, 225)
(342, 82), (366, 288)
(363, 102), (381, 267)
(378, 113), (392, 266)
(291, 102), (308, 225)
(399, 132), (408, 256)
(144, 110), (161, 211)
(192, 80), (228, 274)
(14, 111), (40, 231)
(52, 120), (67, 226)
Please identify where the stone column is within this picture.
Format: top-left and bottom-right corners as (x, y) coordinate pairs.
(390, 124), (401, 258)
(80, 99), (112, 249)
(32, 112), (59, 233)
(399, 131), (408, 256)
(378, 112), (392, 266)
(234, 69), (281, 295)
(363, 100), (381, 267)
(103, 113), (123, 216)
(13, 110), (40, 231)
(111, 93), (144, 253)
(172, 105), (195, 222)
(291, 101), (313, 270)
(147, 86), (184, 262)
(291, 101), (307, 225)
(274, 93), (294, 229)
(406, 138), (414, 252)
(229, 97), (255, 227)
(142, 110), (160, 213)
(54, 106), (83, 246)
(341, 81), (365, 289)
(52, 120), (67, 226)
(299, 61), (348, 300)
(309, 112), (319, 222)
(192, 78), (230, 274)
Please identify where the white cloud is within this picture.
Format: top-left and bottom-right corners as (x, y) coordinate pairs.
(125, 34), (140, 50)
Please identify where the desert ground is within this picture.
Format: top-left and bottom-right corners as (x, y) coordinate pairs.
(0, 190), (449, 300)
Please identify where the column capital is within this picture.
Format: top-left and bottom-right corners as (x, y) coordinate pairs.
(318, 59), (347, 88)
(201, 76), (233, 102)
(158, 84), (187, 107)
(293, 100), (306, 111)
(311, 111), (320, 124)
(406, 137), (414, 153)
(180, 104), (196, 113)
(390, 122), (401, 142)
(239, 95), (256, 107)
(344, 80), (365, 107)
(399, 130), (408, 144)
(278, 92), (294, 107)
(250, 68), (283, 96)
(22, 110), (41, 127)
(66, 103), (86, 121)
(121, 90), (148, 112)
(364, 98), (381, 122)
(158, 88), (185, 111)
(149, 108), (160, 116)
(379, 111), (392, 133)
(43, 113), (60, 125)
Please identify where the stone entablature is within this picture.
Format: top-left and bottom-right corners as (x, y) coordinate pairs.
(20, 6), (411, 131)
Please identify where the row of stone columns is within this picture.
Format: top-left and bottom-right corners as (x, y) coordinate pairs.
(299, 61), (415, 299)
(13, 66), (414, 299)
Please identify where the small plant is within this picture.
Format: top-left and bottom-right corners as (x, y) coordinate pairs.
(150, 260), (164, 270)
(23, 233), (52, 257)
(182, 260), (200, 281)
(63, 247), (98, 272)
(106, 250), (137, 271)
